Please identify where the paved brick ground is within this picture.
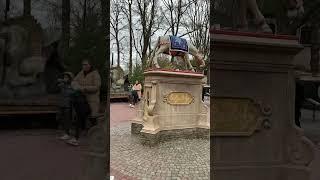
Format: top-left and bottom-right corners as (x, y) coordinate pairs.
(0, 129), (88, 180)
(110, 102), (137, 128)
(110, 101), (210, 180)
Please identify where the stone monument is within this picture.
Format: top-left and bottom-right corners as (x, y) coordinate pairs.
(211, 29), (315, 180)
(213, 0), (304, 33)
(0, 16), (47, 98)
(110, 65), (129, 99)
(132, 36), (209, 146)
(0, 16), (64, 114)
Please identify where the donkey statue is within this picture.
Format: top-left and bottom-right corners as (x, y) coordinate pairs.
(237, 0), (304, 32)
(148, 35), (205, 71)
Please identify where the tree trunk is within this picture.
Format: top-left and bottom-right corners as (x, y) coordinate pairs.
(5, 0), (10, 20)
(82, 0), (87, 30)
(23, 0), (31, 16)
(61, 0), (70, 60)
(141, 36), (149, 68)
(310, 26), (320, 76)
(310, 45), (320, 76)
(128, 0), (133, 76)
(116, 39), (120, 67)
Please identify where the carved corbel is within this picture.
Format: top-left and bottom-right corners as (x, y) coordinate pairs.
(147, 81), (157, 116)
(287, 126), (315, 166)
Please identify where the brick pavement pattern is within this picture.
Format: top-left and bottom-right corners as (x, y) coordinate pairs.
(110, 102), (210, 179)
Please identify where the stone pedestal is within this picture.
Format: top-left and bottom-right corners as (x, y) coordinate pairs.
(80, 124), (107, 180)
(211, 30), (315, 180)
(131, 70), (209, 145)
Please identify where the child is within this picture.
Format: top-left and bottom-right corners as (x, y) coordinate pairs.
(57, 72), (75, 143)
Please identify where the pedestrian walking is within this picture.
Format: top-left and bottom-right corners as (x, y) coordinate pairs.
(132, 80), (142, 101)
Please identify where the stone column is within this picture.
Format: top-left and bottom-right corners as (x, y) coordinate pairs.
(211, 30), (315, 180)
(131, 98), (144, 134)
(80, 123), (107, 180)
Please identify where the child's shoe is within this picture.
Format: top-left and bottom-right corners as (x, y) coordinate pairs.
(67, 137), (80, 146)
(59, 134), (70, 140)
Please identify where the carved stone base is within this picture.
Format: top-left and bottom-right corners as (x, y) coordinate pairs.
(139, 128), (209, 146)
(138, 70), (209, 137)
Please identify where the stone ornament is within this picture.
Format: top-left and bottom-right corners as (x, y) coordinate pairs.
(212, 96), (272, 136)
(287, 126), (315, 166)
(110, 66), (125, 92)
(145, 81), (157, 116)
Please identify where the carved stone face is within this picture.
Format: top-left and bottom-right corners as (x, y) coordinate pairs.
(111, 69), (119, 81)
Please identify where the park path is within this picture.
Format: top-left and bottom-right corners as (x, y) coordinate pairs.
(110, 102), (137, 179)
(110, 102), (136, 128)
(0, 129), (88, 180)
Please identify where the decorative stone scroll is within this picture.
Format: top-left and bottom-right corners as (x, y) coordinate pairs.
(163, 92), (195, 105)
(212, 96), (272, 136)
(287, 126), (315, 166)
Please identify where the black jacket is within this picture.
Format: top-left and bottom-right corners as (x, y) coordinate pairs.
(72, 91), (91, 118)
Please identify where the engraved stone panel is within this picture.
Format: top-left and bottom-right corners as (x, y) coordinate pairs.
(163, 92), (194, 105)
(213, 96), (270, 136)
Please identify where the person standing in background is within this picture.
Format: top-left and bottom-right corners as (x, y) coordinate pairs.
(71, 59), (101, 145)
(72, 59), (101, 116)
(132, 80), (142, 101)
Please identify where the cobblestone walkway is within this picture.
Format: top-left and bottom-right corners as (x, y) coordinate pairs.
(110, 102), (210, 180)
(111, 123), (209, 179)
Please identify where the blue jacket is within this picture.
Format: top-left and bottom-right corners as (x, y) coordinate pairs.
(58, 81), (75, 108)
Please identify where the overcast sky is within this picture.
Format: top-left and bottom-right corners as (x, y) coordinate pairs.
(1, 0), (208, 72)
